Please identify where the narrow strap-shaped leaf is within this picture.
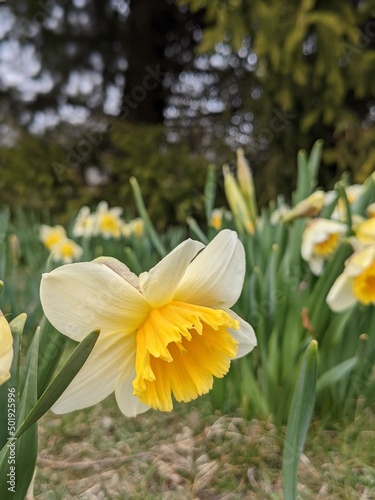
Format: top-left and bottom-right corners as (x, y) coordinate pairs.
(0, 328), (39, 500)
(186, 216), (209, 244)
(316, 356), (357, 394)
(15, 329), (99, 438)
(204, 164), (217, 223)
(130, 176), (166, 257)
(283, 340), (318, 500)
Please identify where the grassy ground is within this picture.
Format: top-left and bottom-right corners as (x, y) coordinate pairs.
(33, 396), (375, 499)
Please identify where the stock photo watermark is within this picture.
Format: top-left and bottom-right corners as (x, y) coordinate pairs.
(6, 386), (17, 493)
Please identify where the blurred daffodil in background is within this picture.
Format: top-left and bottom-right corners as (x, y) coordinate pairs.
(40, 230), (256, 417)
(0, 310), (13, 386)
(94, 201), (123, 239)
(40, 224), (66, 250)
(353, 217), (375, 246)
(50, 238), (83, 264)
(327, 244), (375, 312)
(72, 206), (96, 238)
(301, 218), (347, 275)
(283, 190), (325, 223)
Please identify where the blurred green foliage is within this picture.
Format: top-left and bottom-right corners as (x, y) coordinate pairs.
(0, 122), (210, 229)
(183, 0), (375, 200)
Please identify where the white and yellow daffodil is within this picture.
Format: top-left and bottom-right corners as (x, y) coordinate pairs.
(325, 184), (364, 221)
(354, 217), (375, 246)
(301, 218), (347, 275)
(129, 217), (144, 237)
(50, 238), (83, 264)
(39, 224), (66, 251)
(327, 244), (375, 312)
(94, 201), (123, 239)
(72, 206), (96, 238)
(0, 311), (13, 386)
(40, 230), (256, 417)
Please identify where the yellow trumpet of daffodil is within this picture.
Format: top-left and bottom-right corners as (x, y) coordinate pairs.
(327, 244), (375, 312)
(0, 311), (13, 386)
(40, 230), (256, 417)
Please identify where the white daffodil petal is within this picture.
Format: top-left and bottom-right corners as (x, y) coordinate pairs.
(139, 239), (205, 307)
(346, 245), (375, 277)
(41, 262), (149, 341)
(326, 273), (356, 312)
(115, 370), (151, 417)
(175, 230), (245, 308)
(309, 258), (324, 276)
(225, 310), (257, 358)
(53, 333), (135, 413)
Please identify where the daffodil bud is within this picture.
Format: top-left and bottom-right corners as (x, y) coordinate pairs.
(223, 165), (253, 234)
(236, 148), (257, 222)
(283, 190), (325, 223)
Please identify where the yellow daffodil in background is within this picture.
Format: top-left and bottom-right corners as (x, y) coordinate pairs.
(95, 201), (123, 239)
(282, 190), (325, 223)
(209, 208), (223, 230)
(129, 217), (144, 237)
(301, 218), (347, 275)
(367, 202), (375, 218)
(0, 311), (13, 386)
(72, 206), (96, 238)
(327, 245), (375, 312)
(354, 217), (375, 246)
(40, 230), (256, 417)
(40, 224), (66, 250)
(50, 238), (83, 264)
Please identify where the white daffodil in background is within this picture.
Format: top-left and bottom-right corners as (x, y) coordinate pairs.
(327, 244), (375, 312)
(40, 224), (66, 251)
(325, 184), (364, 221)
(301, 218), (348, 275)
(50, 238), (83, 264)
(0, 311), (13, 386)
(94, 201), (123, 239)
(129, 217), (144, 237)
(72, 206), (96, 238)
(354, 217), (375, 246)
(40, 230), (256, 417)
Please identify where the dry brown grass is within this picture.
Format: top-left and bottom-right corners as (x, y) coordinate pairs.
(33, 396), (375, 499)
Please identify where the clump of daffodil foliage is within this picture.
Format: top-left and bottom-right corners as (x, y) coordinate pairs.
(0, 140), (373, 499)
(205, 140), (375, 424)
